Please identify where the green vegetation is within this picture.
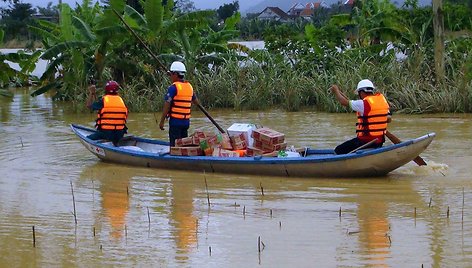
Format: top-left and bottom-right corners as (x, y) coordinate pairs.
(0, 0), (471, 113)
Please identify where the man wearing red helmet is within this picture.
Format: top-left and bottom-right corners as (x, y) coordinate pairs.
(86, 80), (129, 146)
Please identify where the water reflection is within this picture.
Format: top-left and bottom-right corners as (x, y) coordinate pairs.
(0, 94), (13, 122)
(170, 177), (198, 260)
(334, 178), (427, 267)
(79, 164), (130, 241)
(358, 199), (390, 267)
(78, 163), (198, 259)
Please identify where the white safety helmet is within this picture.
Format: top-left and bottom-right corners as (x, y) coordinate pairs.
(355, 79), (375, 93)
(169, 61), (186, 74)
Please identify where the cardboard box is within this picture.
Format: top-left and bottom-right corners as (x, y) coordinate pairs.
(170, 146), (203, 156)
(253, 141), (287, 152)
(199, 134), (223, 156)
(230, 132), (247, 144)
(193, 130), (216, 139)
(231, 140), (247, 150)
(246, 147), (265, 157)
(175, 136), (200, 147)
(199, 139), (215, 156)
(227, 123), (257, 147)
(220, 133), (233, 150)
(212, 148), (240, 157)
(251, 127), (285, 145)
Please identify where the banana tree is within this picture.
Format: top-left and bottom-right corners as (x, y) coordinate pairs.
(0, 29), (42, 95)
(29, 1), (106, 99)
(113, 0), (240, 74)
(31, 0), (149, 97)
(330, 0), (406, 50)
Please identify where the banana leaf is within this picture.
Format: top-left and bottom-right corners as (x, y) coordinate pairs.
(41, 41), (90, 60)
(145, 0), (163, 34)
(72, 16), (95, 42)
(40, 55), (64, 80)
(30, 81), (61, 97)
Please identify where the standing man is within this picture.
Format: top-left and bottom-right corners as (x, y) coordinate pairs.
(330, 79), (391, 154)
(86, 80), (129, 146)
(159, 61), (200, 146)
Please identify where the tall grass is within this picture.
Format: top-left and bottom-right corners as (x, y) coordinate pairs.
(71, 46), (472, 114)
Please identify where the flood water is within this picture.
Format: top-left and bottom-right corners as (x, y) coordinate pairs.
(1, 89), (471, 267)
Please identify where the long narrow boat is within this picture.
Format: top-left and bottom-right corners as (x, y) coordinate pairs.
(71, 124), (435, 178)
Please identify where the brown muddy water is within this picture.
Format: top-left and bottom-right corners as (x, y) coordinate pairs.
(0, 89), (471, 267)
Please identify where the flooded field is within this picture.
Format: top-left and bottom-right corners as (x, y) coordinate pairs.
(0, 89), (471, 267)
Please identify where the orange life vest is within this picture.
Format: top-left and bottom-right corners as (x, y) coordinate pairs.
(170, 81), (193, 120)
(356, 93), (389, 142)
(96, 95), (128, 130)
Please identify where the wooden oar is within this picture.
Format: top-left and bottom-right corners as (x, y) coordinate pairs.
(196, 103), (225, 134)
(112, 9), (225, 134)
(385, 131), (427, 166)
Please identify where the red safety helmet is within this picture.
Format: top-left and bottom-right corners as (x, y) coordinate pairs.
(105, 80), (119, 93)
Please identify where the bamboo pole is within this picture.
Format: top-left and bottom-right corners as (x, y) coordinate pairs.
(432, 0), (445, 83)
(258, 236), (261, 252)
(204, 175), (210, 207)
(70, 181), (77, 225)
(462, 187), (465, 228)
(32, 226), (36, 247)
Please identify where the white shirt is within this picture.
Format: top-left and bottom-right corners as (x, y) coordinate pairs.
(349, 99), (391, 119)
(349, 100), (365, 115)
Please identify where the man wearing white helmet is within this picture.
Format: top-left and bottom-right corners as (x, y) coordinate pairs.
(159, 61), (200, 146)
(330, 79), (391, 154)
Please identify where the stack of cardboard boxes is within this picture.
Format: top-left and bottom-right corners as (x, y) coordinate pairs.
(247, 127), (286, 156)
(170, 124), (288, 157)
(171, 130), (233, 156)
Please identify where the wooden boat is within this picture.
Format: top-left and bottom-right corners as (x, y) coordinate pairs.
(71, 124), (435, 178)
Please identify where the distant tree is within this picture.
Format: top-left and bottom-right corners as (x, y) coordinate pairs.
(175, 0), (195, 13)
(217, 1), (239, 22)
(0, 2), (36, 40)
(37, 2), (58, 17)
(245, 13), (259, 20)
(445, 0), (472, 8)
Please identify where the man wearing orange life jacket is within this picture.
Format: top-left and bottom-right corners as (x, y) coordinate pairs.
(159, 61), (201, 146)
(330, 79), (391, 154)
(86, 80), (128, 146)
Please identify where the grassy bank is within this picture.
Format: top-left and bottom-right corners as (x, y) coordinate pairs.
(69, 48), (471, 114)
(148, 57), (469, 114)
